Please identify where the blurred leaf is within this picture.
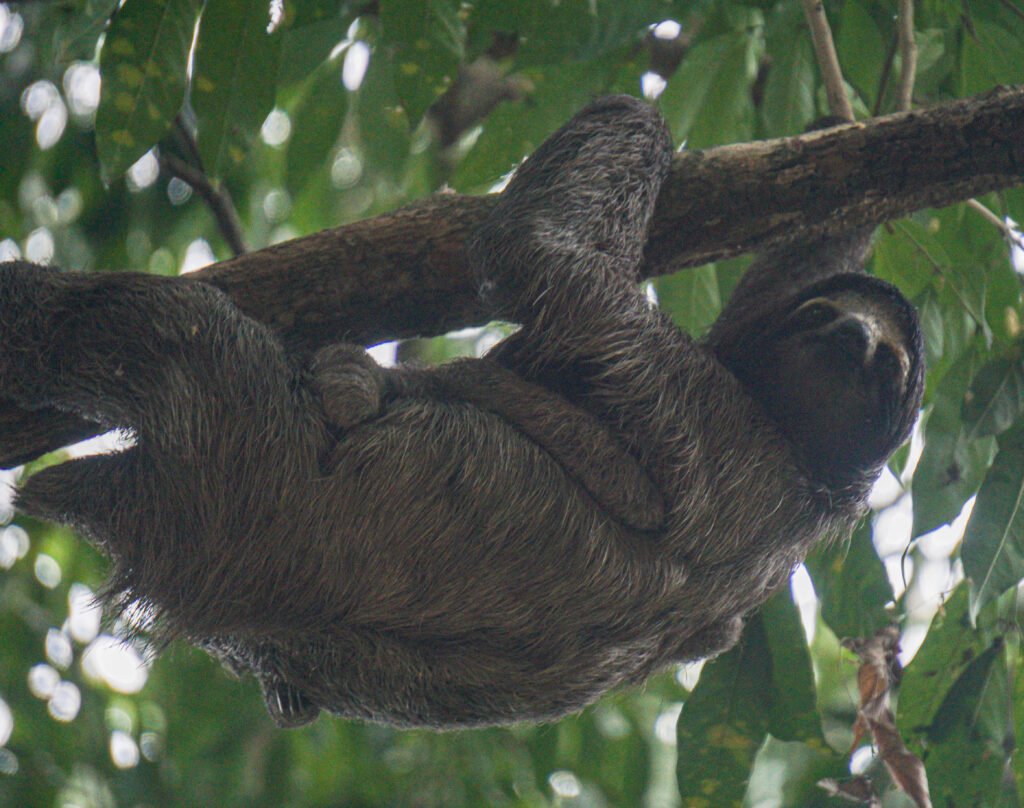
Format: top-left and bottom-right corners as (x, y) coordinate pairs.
(285, 56), (349, 194)
(192, 0), (283, 181)
(923, 640), (1010, 807)
(835, 0), (886, 108)
(960, 20), (1024, 96)
(467, 0), (668, 66)
(659, 20), (761, 148)
(655, 265), (721, 338)
(912, 347), (997, 537)
(355, 42), (412, 181)
(380, 0), (464, 128)
(51, 0), (120, 65)
(805, 520), (894, 641)
(284, 0), (359, 28)
(962, 420), (1024, 621)
(451, 59), (629, 191)
(963, 358), (1024, 439)
(94, 0), (200, 182)
(761, 31), (814, 137)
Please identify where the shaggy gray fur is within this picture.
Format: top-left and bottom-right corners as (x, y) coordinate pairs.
(0, 96), (924, 729)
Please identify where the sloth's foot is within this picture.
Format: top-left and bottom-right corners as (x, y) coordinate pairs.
(309, 344), (385, 430)
(262, 679), (321, 728)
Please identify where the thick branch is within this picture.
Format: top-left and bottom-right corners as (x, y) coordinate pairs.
(2, 86), (1024, 468)
(199, 86), (1024, 350)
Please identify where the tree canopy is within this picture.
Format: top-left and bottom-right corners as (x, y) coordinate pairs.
(0, 1), (1023, 806)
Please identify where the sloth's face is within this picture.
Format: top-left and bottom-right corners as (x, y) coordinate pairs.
(736, 275), (924, 489)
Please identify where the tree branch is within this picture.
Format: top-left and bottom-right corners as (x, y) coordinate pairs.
(801, 0), (854, 120)
(3, 86), (1024, 468)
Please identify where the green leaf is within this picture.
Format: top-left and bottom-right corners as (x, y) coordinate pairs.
(898, 584), (989, 744)
(676, 623), (770, 806)
(676, 589), (822, 804)
(923, 641), (1009, 807)
(760, 590), (823, 744)
(963, 421), (1024, 621)
(654, 265), (722, 338)
(380, 0), (464, 128)
(467, 0), (668, 67)
(192, 0), (283, 181)
(354, 43), (412, 181)
(95, 0), (200, 182)
(285, 56), (349, 194)
(760, 32), (814, 137)
(450, 60), (626, 191)
(659, 22), (761, 149)
(283, 0), (359, 28)
(963, 359), (1024, 439)
(912, 347), (997, 537)
(835, 0), (885, 109)
(805, 521), (893, 641)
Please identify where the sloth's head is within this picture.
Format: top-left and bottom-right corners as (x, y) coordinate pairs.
(716, 274), (925, 492)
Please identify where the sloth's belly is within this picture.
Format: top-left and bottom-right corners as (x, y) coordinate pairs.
(315, 397), (681, 637)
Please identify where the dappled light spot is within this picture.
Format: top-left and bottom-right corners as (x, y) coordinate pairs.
(0, 697), (12, 746)
(62, 62), (100, 119)
(652, 20), (682, 39)
(260, 108), (291, 147)
(127, 149), (159, 191)
(25, 227), (54, 264)
(343, 41), (370, 91)
(45, 627), (73, 669)
(28, 664), (59, 699)
(47, 681), (81, 722)
(109, 730), (140, 769)
(33, 553), (61, 588)
(82, 635), (149, 694)
(0, 526), (29, 569)
(180, 238), (215, 274)
(330, 148), (362, 189)
(68, 584), (102, 644)
(0, 6), (23, 53)
(548, 770), (582, 798)
(655, 703), (683, 744)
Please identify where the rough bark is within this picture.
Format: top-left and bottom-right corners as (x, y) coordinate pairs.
(2, 86), (1023, 468)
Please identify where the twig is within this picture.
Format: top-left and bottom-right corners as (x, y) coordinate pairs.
(966, 198), (1024, 249)
(897, 0), (918, 111)
(997, 0), (1024, 24)
(160, 153), (248, 257)
(162, 116), (248, 257)
(801, 0), (854, 120)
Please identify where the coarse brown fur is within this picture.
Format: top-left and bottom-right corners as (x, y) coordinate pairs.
(0, 96), (924, 729)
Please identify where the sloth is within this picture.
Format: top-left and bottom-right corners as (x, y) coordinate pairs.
(0, 96), (924, 729)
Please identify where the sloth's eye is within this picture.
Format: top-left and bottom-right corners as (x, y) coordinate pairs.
(790, 300), (838, 331)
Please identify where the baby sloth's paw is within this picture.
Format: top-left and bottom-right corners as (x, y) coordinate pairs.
(309, 344), (385, 430)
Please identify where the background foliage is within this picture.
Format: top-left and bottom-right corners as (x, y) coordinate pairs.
(0, 0), (1023, 805)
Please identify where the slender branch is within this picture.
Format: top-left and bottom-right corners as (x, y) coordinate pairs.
(801, 0), (854, 120)
(966, 198), (1024, 249)
(3, 86), (1024, 468)
(159, 152), (248, 257)
(897, 0), (918, 111)
(161, 115), (248, 257)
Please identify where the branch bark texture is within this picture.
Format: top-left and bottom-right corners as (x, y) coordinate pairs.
(2, 86), (1023, 467)
(200, 86), (1024, 349)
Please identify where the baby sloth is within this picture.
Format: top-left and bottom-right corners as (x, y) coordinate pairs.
(0, 96), (924, 729)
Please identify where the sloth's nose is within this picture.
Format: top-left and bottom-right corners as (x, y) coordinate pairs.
(830, 316), (875, 364)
